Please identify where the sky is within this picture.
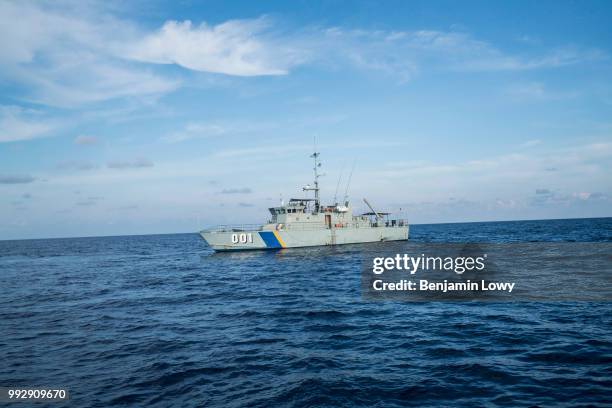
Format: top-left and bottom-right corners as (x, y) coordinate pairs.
(1, 0), (611, 239)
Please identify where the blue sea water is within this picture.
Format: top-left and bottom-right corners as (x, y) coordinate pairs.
(1, 218), (611, 407)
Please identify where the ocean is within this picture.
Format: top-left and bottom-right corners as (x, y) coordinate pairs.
(1, 218), (611, 407)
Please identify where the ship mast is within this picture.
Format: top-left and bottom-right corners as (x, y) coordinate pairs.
(303, 150), (322, 213)
(311, 150), (321, 213)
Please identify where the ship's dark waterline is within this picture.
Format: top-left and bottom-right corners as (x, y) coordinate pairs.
(1, 218), (611, 407)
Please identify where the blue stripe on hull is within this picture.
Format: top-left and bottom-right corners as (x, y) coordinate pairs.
(258, 231), (282, 248)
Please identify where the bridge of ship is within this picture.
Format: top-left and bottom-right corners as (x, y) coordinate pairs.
(204, 198), (408, 233)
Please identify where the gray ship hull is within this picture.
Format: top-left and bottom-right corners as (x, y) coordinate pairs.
(200, 226), (409, 251)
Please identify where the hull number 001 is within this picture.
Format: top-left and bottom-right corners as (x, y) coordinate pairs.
(232, 233), (253, 244)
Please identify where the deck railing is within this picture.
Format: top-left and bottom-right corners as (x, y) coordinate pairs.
(202, 219), (409, 233)
(201, 224), (264, 233)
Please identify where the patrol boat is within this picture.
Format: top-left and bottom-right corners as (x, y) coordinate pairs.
(200, 151), (409, 251)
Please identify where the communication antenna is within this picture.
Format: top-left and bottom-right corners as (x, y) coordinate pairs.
(343, 160), (356, 205)
(333, 164), (345, 205)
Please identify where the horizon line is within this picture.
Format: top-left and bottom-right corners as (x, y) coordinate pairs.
(1, 215), (610, 242)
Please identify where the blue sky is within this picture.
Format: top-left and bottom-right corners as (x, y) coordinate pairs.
(1, 0), (611, 239)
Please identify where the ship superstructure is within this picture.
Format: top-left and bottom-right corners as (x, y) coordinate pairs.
(200, 151), (409, 251)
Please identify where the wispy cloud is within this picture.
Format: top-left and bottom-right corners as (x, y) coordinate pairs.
(220, 187), (252, 194)
(506, 82), (547, 99)
(126, 18), (305, 76)
(0, 106), (54, 142)
(454, 45), (605, 71)
(531, 188), (609, 206)
(1, 0), (604, 111)
(214, 144), (312, 159)
(163, 123), (229, 143)
(74, 135), (98, 145)
(0, 1), (179, 107)
(0, 174), (36, 184)
(116, 204), (139, 210)
(107, 159), (154, 169)
(370, 141), (612, 205)
(57, 161), (98, 171)
(294, 29), (606, 81)
(18, 58), (179, 108)
(504, 81), (579, 101)
(162, 120), (280, 143)
(520, 139), (542, 148)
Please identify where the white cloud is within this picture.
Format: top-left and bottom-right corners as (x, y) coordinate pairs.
(126, 18), (305, 76)
(0, 1), (178, 107)
(0, 106), (54, 142)
(0, 0), (605, 110)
